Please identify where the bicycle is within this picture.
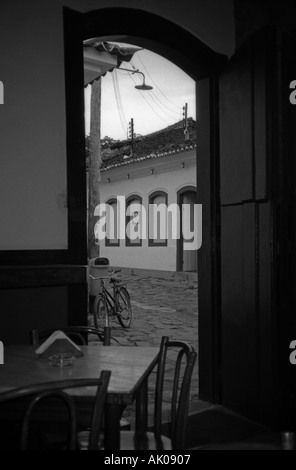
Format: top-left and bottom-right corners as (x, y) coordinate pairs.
(90, 270), (132, 330)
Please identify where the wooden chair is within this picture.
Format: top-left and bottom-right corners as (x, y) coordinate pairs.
(0, 371), (111, 450)
(29, 326), (104, 347)
(120, 336), (197, 450)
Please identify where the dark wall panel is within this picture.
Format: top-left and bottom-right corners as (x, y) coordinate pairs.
(220, 29), (271, 206)
(253, 33), (268, 200)
(0, 284), (88, 346)
(219, 48), (253, 204)
(197, 77), (219, 401)
(221, 205), (244, 412)
(0, 287), (68, 345)
(242, 202), (258, 416)
(221, 204), (258, 416)
(257, 202), (275, 423)
(218, 27), (277, 423)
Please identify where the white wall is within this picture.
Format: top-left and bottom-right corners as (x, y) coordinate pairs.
(0, 0), (68, 250)
(0, 0), (233, 252)
(98, 161), (196, 271)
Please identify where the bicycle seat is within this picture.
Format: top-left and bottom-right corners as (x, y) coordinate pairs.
(110, 274), (121, 283)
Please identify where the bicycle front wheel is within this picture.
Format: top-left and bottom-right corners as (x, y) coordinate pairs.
(93, 294), (109, 330)
(116, 287), (132, 328)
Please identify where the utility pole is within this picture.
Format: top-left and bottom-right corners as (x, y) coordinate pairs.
(129, 118), (134, 156)
(88, 78), (102, 258)
(183, 103), (189, 141)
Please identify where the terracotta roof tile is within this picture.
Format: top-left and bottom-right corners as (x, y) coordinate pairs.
(101, 118), (196, 171)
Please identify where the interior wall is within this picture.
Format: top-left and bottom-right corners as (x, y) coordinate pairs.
(1, 0), (287, 425)
(61, 0), (235, 57)
(0, 286), (68, 345)
(0, 0), (231, 341)
(0, 0), (68, 250)
(0, 0), (234, 252)
(234, 0), (296, 49)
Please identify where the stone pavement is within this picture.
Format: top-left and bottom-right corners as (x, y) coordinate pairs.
(89, 272), (202, 428)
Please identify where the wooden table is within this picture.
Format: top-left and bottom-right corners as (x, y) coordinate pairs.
(0, 345), (159, 449)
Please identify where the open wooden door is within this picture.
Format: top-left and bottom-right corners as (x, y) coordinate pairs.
(218, 27), (280, 425)
(198, 26), (288, 426)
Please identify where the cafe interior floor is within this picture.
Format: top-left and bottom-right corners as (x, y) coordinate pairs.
(88, 272), (282, 450)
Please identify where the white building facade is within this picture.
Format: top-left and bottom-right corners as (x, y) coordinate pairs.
(97, 146), (197, 273)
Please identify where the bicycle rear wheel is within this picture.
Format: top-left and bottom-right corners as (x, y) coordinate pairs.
(116, 287), (132, 328)
(93, 294), (109, 330)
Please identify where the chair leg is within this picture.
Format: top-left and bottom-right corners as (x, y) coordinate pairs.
(103, 326), (111, 345)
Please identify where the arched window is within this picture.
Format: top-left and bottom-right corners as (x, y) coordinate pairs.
(148, 191), (168, 247)
(105, 198), (119, 247)
(126, 195), (143, 247)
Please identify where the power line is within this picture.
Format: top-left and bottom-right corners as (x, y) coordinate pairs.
(114, 69), (128, 130)
(119, 61), (182, 121)
(124, 65), (179, 121)
(123, 66), (179, 122)
(147, 90), (180, 120)
(113, 61), (180, 134)
(127, 60), (181, 118)
(151, 92), (180, 117)
(112, 69), (128, 138)
(128, 74), (172, 126)
(117, 66), (176, 123)
(129, 74), (173, 125)
(133, 56), (182, 111)
(149, 88), (181, 117)
(112, 74), (127, 137)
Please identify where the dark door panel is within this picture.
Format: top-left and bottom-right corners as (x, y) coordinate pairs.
(219, 27), (277, 424)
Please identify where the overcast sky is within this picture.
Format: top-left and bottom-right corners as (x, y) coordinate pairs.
(84, 45), (196, 141)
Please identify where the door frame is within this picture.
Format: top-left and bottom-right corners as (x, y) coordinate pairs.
(176, 185), (197, 272)
(64, 5), (225, 405)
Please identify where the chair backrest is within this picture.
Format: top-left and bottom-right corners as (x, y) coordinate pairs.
(154, 336), (197, 450)
(30, 326), (104, 347)
(0, 370), (111, 450)
(21, 389), (77, 450)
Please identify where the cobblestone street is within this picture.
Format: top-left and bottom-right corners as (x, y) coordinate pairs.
(89, 271), (200, 427)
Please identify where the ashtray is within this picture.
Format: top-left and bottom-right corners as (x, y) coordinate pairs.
(48, 353), (76, 368)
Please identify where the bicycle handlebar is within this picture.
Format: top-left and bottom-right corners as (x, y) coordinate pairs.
(89, 275), (110, 280)
(89, 269), (122, 281)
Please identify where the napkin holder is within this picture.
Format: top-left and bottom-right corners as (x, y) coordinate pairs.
(35, 331), (84, 359)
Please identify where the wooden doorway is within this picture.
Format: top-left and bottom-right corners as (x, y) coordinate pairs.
(63, 4), (225, 413)
(177, 186), (197, 272)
